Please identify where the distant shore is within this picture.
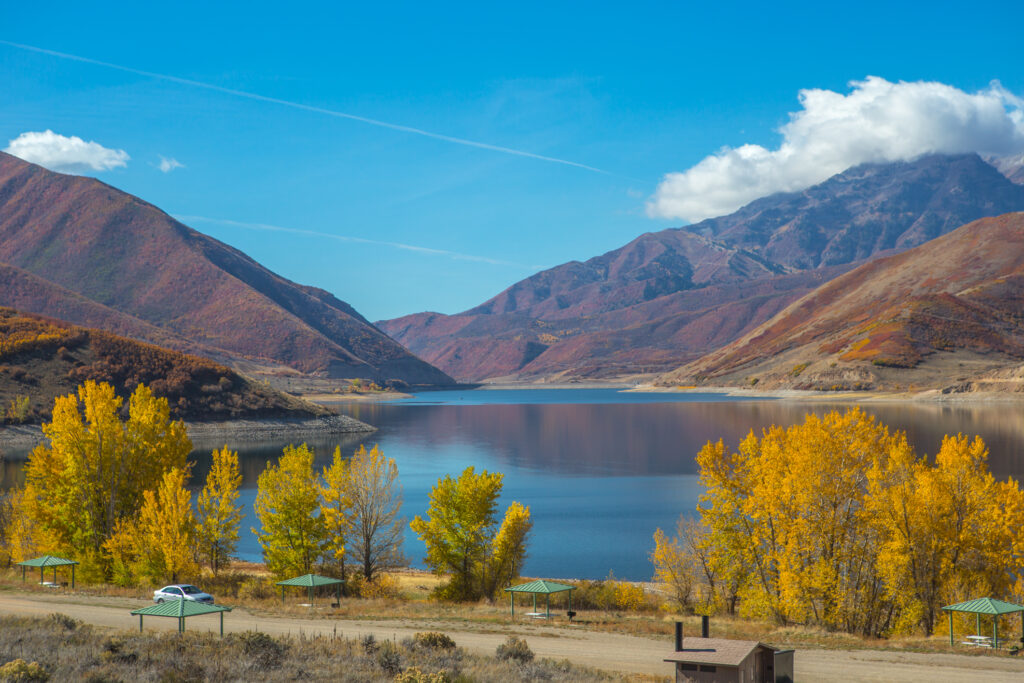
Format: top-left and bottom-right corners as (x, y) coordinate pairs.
(0, 413), (375, 455)
(627, 383), (1024, 403)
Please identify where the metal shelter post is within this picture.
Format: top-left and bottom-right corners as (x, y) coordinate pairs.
(510, 593), (514, 618)
(220, 612), (224, 637)
(71, 565), (75, 589)
(139, 615), (143, 633)
(949, 612), (954, 647)
(546, 594), (550, 618)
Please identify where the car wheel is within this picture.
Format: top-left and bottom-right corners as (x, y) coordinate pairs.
(156, 598), (164, 604)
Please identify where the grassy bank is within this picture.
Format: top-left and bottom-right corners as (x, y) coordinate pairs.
(0, 613), (623, 682)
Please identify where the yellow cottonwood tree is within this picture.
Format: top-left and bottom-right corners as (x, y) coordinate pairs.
(20, 381), (190, 578)
(0, 488), (50, 565)
(651, 524), (698, 612)
(196, 446), (243, 575)
(411, 467), (531, 601)
(483, 500), (532, 598)
(253, 443), (327, 579)
(681, 408), (1024, 637)
(135, 466), (198, 584)
(319, 446), (352, 582)
(871, 434), (1024, 634)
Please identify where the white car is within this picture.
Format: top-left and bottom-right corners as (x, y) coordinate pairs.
(153, 584), (214, 604)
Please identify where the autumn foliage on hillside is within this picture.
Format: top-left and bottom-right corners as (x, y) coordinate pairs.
(0, 308), (325, 423)
(665, 212), (1024, 389)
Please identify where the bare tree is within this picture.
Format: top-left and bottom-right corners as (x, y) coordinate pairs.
(347, 445), (407, 581)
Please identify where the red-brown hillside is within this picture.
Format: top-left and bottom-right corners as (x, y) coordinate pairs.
(661, 212), (1024, 390)
(0, 307), (330, 423)
(380, 154), (1024, 381)
(0, 152), (453, 386)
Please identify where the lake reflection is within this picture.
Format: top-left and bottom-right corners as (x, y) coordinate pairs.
(5, 390), (1024, 581)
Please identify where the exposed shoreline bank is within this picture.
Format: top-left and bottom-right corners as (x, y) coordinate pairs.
(0, 413), (375, 455)
(627, 383), (1024, 403)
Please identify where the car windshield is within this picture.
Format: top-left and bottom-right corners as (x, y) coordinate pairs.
(180, 585), (201, 594)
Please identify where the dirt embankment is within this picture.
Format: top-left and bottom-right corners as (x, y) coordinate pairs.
(0, 413), (375, 453)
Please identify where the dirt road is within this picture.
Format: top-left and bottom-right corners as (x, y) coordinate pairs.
(1, 591), (1022, 681)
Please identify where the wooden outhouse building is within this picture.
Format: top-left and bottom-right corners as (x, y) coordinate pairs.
(664, 619), (794, 683)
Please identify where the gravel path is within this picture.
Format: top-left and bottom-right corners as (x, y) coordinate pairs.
(1, 591), (1022, 681)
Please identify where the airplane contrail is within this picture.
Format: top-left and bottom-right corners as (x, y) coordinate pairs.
(0, 39), (607, 174)
(176, 214), (544, 269)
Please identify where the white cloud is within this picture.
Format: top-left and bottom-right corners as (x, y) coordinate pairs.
(3, 130), (129, 174)
(648, 77), (1024, 222)
(157, 156), (184, 173)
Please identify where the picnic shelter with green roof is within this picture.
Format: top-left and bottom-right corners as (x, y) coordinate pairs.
(275, 574), (344, 606)
(942, 597), (1024, 649)
(504, 579), (575, 619)
(16, 555), (78, 588)
(131, 599), (232, 636)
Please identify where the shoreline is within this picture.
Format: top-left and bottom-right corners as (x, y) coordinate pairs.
(0, 413), (376, 454)
(627, 383), (1024, 403)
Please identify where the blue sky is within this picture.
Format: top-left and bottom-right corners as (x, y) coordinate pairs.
(3, 1), (1024, 320)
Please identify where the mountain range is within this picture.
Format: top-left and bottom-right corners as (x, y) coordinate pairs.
(379, 154), (1024, 381)
(660, 212), (1024, 393)
(0, 152), (453, 388)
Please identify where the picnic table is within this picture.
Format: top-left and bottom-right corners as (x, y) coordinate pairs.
(962, 635), (993, 647)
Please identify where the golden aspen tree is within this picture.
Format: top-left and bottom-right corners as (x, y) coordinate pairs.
(484, 500), (532, 598)
(21, 381), (190, 579)
(651, 523), (697, 612)
(196, 446), (243, 575)
(135, 466), (198, 584)
(687, 408), (1024, 637)
(253, 443), (327, 579)
(319, 446), (352, 583)
(872, 434), (1024, 635)
(695, 435), (761, 618)
(411, 466), (506, 600)
(0, 488), (49, 564)
(103, 518), (140, 586)
(345, 445), (407, 582)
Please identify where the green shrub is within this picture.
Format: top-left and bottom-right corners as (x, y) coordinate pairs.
(0, 659), (49, 683)
(394, 667), (451, 683)
(46, 613), (80, 631)
(377, 642), (402, 675)
(361, 634), (380, 654)
(232, 631), (286, 669)
(411, 632), (456, 651)
(495, 636), (533, 663)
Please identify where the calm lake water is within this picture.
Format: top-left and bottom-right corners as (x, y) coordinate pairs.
(5, 389), (1024, 581)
